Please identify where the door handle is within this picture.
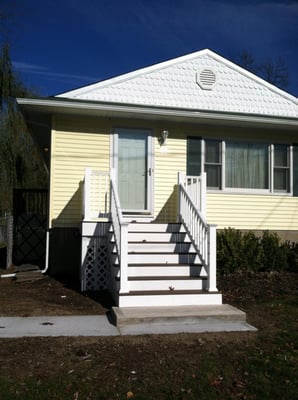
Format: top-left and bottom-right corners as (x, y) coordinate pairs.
(148, 168), (152, 176)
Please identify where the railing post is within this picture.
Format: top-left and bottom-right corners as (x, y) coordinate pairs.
(110, 167), (116, 181)
(200, 172), (207, 218)
(178, 171), (185, 185)
(207, 224), (218, 292)
(119, 222), (129, 293)
(84, 168), (92, 220)
(178, 172), (185, 222)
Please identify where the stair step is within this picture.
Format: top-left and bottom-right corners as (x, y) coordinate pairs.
(118, 291), (222, 307)
(127, 242), (194, 253)
(128, 276), (206, 281)
(111, 304), (257, 334)
(127, 232), (188, 242)
(127, 264), (205, 277)
(113, 304), (246, 325)
(128, 223), (186, 233)
(126, 277), (205, 291)
(126, 253), (200, 264)
(15, 270), (44, 282)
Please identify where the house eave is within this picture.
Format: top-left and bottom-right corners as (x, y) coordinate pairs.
(17, 97), (298, 131)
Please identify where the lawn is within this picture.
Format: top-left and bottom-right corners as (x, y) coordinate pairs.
(0, 271), (297, 399)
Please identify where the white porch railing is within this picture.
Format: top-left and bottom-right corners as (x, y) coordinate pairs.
(83, 168), (110, 220)
(183, 173), (207, 217)
(178, 172), (218, 292)
(110, 169), (129, 293)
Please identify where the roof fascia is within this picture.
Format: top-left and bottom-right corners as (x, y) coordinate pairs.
(17, 97), (298, 129)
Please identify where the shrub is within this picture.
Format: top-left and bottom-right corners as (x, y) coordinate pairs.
(217, 228), (297, 275)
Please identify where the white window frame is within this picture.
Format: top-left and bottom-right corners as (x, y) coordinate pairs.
(271, 144), (292, 194)
(202, 139), (292, 195)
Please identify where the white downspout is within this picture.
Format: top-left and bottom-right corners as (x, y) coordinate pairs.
(41, 229), (50, 274)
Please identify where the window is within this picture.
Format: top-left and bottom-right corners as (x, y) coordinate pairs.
(205, 140), (221, 189)
(225, 142), (268, 189)
(187, 137), (293, 194)
(273, 145), (289, 192)
(187, 137), (201, 176)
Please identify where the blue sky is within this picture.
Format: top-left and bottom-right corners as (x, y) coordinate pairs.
(3, 0), (298, 97)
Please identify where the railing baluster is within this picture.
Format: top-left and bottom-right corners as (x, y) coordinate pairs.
(110, 169), (129, 295)
(178, 174), (218, 293)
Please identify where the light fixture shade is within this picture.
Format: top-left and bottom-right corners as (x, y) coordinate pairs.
(159, 130), (169, 145)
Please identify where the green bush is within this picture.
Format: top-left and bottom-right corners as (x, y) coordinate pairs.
(217, 228), (297, 275)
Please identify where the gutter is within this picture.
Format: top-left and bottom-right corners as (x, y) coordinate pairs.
(17, 97), (298, 129)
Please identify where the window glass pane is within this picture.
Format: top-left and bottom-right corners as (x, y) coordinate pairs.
(206, 165), (221, 188)
(274, 145), (289, 192)
(187, 137), (201, 175)
(274, 145), (287, 167)
(226, 142), (268, 189)
(205, 140), (220, 163)
(274, 169), (288, 191)
(205, 140), (221, 189)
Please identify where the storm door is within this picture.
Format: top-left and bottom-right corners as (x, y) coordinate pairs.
(115, 129), (152, 213)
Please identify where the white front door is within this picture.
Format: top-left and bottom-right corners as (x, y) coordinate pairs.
(115, 128), (153, 213)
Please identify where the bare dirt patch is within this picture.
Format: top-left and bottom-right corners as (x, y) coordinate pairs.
(0, 272), (297, 399)
(0, 274), (112, 316)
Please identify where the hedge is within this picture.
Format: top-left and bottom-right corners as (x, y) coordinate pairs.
(217, 228), (298, 275)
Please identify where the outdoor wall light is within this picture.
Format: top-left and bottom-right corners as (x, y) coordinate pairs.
(159, 130), (169, 146)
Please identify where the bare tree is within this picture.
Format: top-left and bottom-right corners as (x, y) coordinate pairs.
(259, 56), (289, 88)
(0, 44), (47, 213)
(237, 51), (289, 90)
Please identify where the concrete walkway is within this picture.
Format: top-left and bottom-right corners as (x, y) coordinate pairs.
(0, 315), (119, 338)
(0, 305), (257, 338)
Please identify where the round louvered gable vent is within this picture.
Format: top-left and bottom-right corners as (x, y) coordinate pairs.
(196, 68), (216, 90)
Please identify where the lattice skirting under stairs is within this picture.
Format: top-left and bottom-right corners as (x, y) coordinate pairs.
(81, 236), (109, 291)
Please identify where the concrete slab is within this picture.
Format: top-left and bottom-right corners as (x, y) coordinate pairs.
(113, 304), (245, 323)
(112, 304), (257, 335)
(117, 320), (257, 335)
(0, 315), (119, 338)
(0, 305), (257, 338)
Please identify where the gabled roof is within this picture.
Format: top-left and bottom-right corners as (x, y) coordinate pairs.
(57, 49), (297, 118)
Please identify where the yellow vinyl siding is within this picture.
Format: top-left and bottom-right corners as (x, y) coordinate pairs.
(207, 193), (298, 230)
(50, 116), (110, 227)
(154, 133), (186, 222)
(49, 116), (298, 231)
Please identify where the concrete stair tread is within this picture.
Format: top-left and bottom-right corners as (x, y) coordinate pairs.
(113, 304), (245, 321)
(112, 304), (257, 334)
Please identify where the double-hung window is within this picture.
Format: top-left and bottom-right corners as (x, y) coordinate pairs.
(204, 140), (222, 189)
(187, 137), (293, 194)
(273, 144), (290, 192)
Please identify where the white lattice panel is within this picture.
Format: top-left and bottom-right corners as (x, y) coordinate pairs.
(82, 236), (108, 291)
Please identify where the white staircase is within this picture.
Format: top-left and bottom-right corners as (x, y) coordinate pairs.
(112, 223), (222, 307)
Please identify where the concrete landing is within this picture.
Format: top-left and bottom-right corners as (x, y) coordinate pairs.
(112, 304), (257, 335)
